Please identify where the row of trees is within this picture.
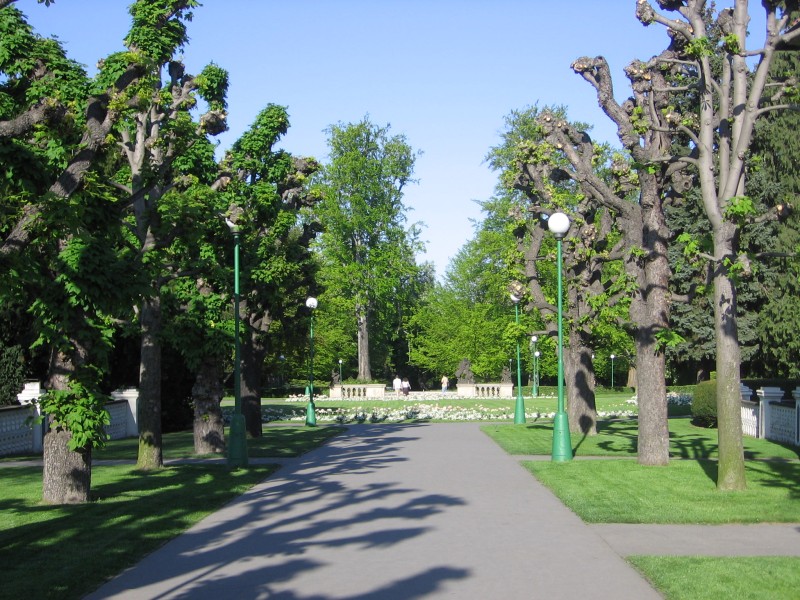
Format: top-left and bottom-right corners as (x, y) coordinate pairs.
(409, 1), (800, 492)
(2, 1), (798, 502)
(0, 1), (427, 503)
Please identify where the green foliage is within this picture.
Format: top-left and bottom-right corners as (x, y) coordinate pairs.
(691, 379), (717, 427)
(38, 381), (110, 450)
(195, 62), (228, 111)
(723, 195), (756, 222)
(685, 36), (714, 59)
(315, 116), (422, 379)
(124, 0), (199, 66)
(0, 344), (24, 406)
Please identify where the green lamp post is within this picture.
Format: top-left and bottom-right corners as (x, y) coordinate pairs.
(305, 297), (318, 427)
(226, 218), (248, 468)
(531, 335), (539, 397)
(548, 211), (573, 462)
(510, 282), (526, 425)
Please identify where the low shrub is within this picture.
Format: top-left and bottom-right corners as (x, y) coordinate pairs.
(692, 379), (717, 427)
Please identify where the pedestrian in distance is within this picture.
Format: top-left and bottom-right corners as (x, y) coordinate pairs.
(393, 374), (402, 398)
(402, 377), (411, 397)
(441, 375), (449, 397)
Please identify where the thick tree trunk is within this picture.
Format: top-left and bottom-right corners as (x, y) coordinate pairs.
(241, 329), (267, 438)
(43, 429), (91, 504)
(42, 348), (93, 504)
(137, 297), (163, 470)
(713, 228), (747, 490)
(192, 357), (225, 454)
(565, 331), (597, 435)
(633, 190), (672, 466)
(357, 305), (371, 381)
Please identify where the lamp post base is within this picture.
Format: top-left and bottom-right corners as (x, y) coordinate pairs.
(305, 402), (317, 426)
(227, 413), (249, 468)
(551, 411), (573, 462)
(513, 394), (526, 424)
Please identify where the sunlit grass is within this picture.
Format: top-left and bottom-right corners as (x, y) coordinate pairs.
(629, 556), (800, 600)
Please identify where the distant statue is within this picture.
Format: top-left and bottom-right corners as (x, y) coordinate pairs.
(501, 366), (512, 383)
(331, 369), (340, 385)
(455, 359), (474, 383)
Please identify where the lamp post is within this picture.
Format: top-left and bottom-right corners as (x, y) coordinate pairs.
(610, 354), (616, 389)
(305, 297), (318, 427)
(530, 335), (539, 397)
(509, 283), (526, 424)
(547, 211), (573, 461)
(279, 354), (285, 389)
(338, 358), (343, 383)
(226, 219), (248, 468)
(534, 351), (540, 397)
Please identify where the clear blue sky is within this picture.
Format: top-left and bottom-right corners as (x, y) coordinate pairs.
(23, 0), (671, 278)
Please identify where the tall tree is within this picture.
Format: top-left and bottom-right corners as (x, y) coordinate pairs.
(108, 3), (227, 469)
(315, 117), (421, 381)
(221, 104), (321, 437)
(635, 0), (800, 490)
(0, 2), (198, 502)
(749, 41), (800, 378)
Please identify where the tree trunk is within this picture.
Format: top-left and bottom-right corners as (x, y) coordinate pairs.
(137, 296), (163, 469)
(42, 348), (93, 504)
(43, 429), (91, 504)
(241, 328), (267, 438)
(357, 304), (371, 381)
(192, 357), (225, 454)
(565, 330), (597, 435)
(633, 182), (671, 466)
(713, 228), (747, 490)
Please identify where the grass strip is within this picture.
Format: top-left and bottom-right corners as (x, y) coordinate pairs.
(93, 425), (345, 461)
(1, 463), (276, 599)
(629, 556), (800, 600)
(522, 459), (800, 523)
(481, 417), (800, 460)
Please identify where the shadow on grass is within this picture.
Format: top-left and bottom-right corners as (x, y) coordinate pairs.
(0, 463), (277, 599)
(3, 424), (470, 599)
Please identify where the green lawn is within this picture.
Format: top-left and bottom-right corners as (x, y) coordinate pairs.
(482, 417), (800, 460)
(0, 425), (345, 599)
(94, 424), (344, 460)
(525, 458), (800, 523)
(2, 464), (276, 599)
(630, 556), (800, 600)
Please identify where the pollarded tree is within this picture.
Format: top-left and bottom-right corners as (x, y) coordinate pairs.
(1, 2), (199, 503)
(315, 117), (421, 381)
(489, 106), (638, 436)
(109, 5), (229, 469)
(634, 0), (800, 490)
(221, 104), (321, 436)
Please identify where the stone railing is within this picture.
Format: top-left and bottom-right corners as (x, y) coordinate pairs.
(0, 385), (139, 457)
(455, 383), (515, 398)
(328, 384), (387, 400)
(741, 385), (799, 447)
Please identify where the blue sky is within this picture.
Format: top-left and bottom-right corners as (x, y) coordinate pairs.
(23, 1), (671, 278)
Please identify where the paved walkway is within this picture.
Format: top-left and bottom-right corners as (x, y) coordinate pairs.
(83, 423), (799, 599)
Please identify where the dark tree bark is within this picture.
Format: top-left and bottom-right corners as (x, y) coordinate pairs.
(191, 356), (225, 454)
(43, 429), (91, 504)
(137, 297), (163, 469)
(241, 313), (269, 438)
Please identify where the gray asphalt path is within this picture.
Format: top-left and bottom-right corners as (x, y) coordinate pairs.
(85, 423), (662, 599)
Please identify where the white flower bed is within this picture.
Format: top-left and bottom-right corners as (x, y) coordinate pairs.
(222, 398), (639, 424)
